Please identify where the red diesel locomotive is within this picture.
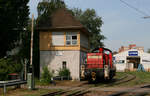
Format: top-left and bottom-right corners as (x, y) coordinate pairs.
(84, 47), (116, 82)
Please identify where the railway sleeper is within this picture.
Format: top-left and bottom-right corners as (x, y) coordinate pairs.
(41, 90), (62, 96)
(113, 74), (136, 85)
(42, 90), (70, 96)
(65, 90), (83, 96)
(73, 90), (90, 96)
(107, 91), (127, 96)
(134, 92), (148, 96)
(107, 91), (148, 96)
(53, 90), (72, 96)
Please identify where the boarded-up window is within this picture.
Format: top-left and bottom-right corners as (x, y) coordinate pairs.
(52, 32), (64, 46)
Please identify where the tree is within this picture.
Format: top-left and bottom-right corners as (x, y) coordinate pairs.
(37, 0), (66, 27)
(147, 49), (150, 53)
(58, 68), (70, 77)
(0, 0), (29, 58)
(71, 8), (105, 50)
(18, 18), (40, 78)
(113, 51), (118, 55)
(0, 57), (22, 80)
(41, 66), (53, 83)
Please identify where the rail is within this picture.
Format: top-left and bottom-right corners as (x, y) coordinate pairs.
(114, 74), (136, 85)
(41, 89), (90, 96)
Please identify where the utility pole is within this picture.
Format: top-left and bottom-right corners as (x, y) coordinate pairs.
(27, 14), (35, 90)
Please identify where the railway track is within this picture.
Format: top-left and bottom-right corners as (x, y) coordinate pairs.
(41, 73), (137, 96)
(41, 89), (90, 96)
(114, 73), (136, 84)
(105, 73), (136, 87)
(107, 91), (148, 96)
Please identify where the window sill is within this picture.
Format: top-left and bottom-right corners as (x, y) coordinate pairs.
(51, 45), (79, 47)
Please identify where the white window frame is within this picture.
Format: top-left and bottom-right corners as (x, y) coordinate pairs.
(66, 32), (77, 45)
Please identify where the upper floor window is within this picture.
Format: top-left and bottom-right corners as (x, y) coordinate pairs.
(52, 32), (64, 46)
(66, 32), (77, 45)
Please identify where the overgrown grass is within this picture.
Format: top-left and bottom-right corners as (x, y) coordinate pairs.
(114, 72), (127, 79)
(94, 71), (150, 87)
(35, 78), (56, 86)
(122, 71), (150, 86)
(109, 71), (150, 87)
(6, 88), (61, 96)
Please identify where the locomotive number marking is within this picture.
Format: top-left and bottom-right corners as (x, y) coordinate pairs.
(88, 56), (102, 59)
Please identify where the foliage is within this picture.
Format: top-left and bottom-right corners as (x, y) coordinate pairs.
(18, 19), (31, 59)
(37, 0), (66, 27)
(0, 58), (22, 80)
(94, 72), (150, 87)
(127, 72), (150, 85)
(113, 51), (118, 55)
(5, 88), (60, 96)
(40, 66), (53, 83)
(58, 68), (70, 77)
(147, 49), (150, 53)
(113, 72), (150, 86)
(71, 8), (105, 50)
(18, 19), (40, 78)
(0, 0), (29, 58)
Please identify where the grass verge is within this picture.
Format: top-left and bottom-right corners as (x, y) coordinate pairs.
(93, 71), (150, 87)
(2, 88), (61, 96)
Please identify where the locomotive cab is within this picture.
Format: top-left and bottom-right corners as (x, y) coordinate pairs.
(84, 47), (116, 82)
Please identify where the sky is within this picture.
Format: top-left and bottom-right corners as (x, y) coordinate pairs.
(29, 0), (150, 52)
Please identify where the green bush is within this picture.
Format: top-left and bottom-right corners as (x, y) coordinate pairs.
(58, 68), (70, 77)
(0, 58), (22, 81)
(40, 66), (53, 83)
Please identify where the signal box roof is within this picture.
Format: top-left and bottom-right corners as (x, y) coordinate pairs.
(36, 8), (90, 35)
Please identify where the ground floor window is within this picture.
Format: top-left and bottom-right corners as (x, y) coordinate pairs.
(62, 61), (66, 69)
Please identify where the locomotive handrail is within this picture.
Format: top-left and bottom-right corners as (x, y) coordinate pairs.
(92, 47), (112, 53)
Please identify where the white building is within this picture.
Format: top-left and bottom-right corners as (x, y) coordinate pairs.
(114, 46), (150, 72)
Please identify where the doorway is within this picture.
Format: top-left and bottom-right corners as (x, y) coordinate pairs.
(127, 57), (140, 69)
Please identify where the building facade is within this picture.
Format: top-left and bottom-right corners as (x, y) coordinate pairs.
(119, 44), (144, 53)
(114, 44), (150, 72)
(38, 8), (90, 80)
